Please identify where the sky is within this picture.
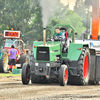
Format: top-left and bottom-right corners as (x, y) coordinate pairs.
(61, 0), (76, 10)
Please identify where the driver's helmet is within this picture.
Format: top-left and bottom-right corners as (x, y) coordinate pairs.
(60, 27), (66, 34)
(60, 27), (66, 39)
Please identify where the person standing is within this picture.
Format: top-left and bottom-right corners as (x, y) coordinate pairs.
(5, 45), (18, 71)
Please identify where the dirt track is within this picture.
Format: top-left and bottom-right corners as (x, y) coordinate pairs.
(0, 75), (100, 100)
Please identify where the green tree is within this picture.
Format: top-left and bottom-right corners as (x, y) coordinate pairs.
(0, 0), (41, 45)
(48, 4), (85, 38)
(74, 0), (87, 27)
(4, 0), (38, 34)
(25, 3), (43, 44)
(0, 0), (89, 46)
(74, 0), (92, 30)
(84, 0), (92, 7)
(0, 0), (6, 46)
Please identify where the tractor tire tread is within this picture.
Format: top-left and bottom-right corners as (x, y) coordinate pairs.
(69, 48), (91, 85)
(0, 59), (4, 73)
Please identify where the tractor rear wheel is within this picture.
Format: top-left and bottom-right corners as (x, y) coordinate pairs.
(0, 49), (8, 73)
(22, 63), (30, 85)
(17, 54), (27, 68)
(69, 47), (91, 85)
(59, 65), (68, 86)
(0, 59), (4, 73)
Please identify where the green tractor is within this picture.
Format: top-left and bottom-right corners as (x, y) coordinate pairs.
(21, 24), (93, 86)
(22, 0), (100, 86)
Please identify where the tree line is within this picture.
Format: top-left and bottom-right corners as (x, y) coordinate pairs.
(0, 0), (92, 46)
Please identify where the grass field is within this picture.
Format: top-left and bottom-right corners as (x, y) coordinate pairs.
(0, 73), (21, 77)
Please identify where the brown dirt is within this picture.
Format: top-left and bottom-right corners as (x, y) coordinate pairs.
(0, 75), (100, 100)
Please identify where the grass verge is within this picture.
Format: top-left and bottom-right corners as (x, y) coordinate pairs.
(0, 73), (21, 77)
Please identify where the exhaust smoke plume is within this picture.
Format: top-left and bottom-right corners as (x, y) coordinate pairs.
(40, 0), (58, 28)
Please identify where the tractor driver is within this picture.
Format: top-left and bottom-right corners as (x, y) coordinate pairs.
(5, 45), (18, 72)
(55, 27), (63, 37)
(54, 27), (65, 40)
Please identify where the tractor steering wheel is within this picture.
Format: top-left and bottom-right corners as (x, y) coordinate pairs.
(54, 36), (62, 41)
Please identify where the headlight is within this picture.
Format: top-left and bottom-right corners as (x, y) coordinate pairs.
(35, 63), (39, 66)
(46, 63), (50, 67)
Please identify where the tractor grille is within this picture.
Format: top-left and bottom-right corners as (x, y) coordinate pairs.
(36, 47), (49, 61)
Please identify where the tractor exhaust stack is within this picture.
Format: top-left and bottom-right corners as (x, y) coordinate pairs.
(43, 28), (46, 45)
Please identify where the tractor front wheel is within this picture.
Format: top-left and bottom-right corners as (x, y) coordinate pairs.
(22, 63), (30, 85)
(59, 65), (68, 86)
(17, 54), (27, 68)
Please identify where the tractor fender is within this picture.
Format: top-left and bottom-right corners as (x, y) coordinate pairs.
(67, 43), (89, 61)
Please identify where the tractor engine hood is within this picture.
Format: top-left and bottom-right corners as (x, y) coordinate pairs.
(33, 41), (61, 62)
